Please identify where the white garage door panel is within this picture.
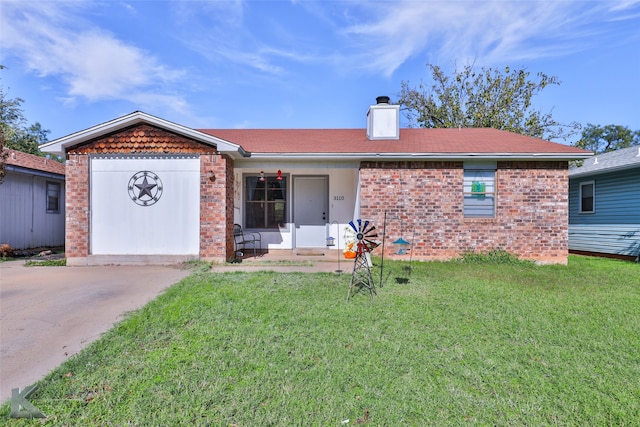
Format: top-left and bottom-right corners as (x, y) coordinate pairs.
(91, 157), (200, 255)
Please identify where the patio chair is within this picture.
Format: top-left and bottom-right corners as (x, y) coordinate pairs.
(233, 224), (262, 258)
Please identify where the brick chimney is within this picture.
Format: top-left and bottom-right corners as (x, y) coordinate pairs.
(366, 96), (399, 140)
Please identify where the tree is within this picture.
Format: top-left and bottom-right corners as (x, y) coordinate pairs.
(0, 131), (7, 184)
(573, 123), (640, 154)
(398, 64), (581, 141)
(0, 71), (21, 184)
(6, 122), (51, 156)
(1, 65), (53, 183)
(1, 66), (27, 146)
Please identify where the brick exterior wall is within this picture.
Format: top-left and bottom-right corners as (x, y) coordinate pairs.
(65, 124), (234, 264)
(359, 161), (569, 264)
(64, 154), (90, 264)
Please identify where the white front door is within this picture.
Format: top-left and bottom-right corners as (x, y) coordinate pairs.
(293, 176), (328, 248)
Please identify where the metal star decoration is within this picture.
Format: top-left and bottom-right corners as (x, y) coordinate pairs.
(134, 176), (157, 199)
(128, 171), (163, 206)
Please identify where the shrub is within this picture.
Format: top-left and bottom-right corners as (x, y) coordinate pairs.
(0, 243), (14, 258)
(456, 248), (532, 265)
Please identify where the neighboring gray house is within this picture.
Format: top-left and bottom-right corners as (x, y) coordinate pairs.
(568, 146), (640, 261)
(0, 149), (66, 250)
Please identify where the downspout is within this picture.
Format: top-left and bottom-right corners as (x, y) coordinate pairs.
(88, 155), (92, 256)
(31, 175), (35, 247)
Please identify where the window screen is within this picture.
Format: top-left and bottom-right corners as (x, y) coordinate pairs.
(579, 181), (595, 213)
(46, 182), (60, 213)
(464, 164), (496, 218)
(245, 175), (287, 228)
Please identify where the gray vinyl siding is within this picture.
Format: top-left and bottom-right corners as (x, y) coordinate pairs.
(0, 171), (65, 249)
(568, 167), (640, 257)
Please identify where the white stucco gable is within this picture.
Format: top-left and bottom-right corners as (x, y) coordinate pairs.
(40, 111), (248, 159)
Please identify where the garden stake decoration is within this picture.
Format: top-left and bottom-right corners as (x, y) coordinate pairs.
(346, 219), (380, 300)
(396, 224), (416, 284)
(378, 210), (388, 289)
(332, 220), (343, 274)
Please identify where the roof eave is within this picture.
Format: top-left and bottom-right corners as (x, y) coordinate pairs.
(40, 112), (248, 158)
(247, 152), (594, 161)
(6, 164), (65, 179)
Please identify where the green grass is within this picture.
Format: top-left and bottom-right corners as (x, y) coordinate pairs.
(23, 259), (67, 267)
(229, 259), (316, 266)
(3, 256), (639, 426)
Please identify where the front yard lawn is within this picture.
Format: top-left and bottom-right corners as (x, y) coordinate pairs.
(3, 256), (639, 425)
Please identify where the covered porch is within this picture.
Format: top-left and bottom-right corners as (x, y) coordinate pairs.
(232, 160), (361, 253)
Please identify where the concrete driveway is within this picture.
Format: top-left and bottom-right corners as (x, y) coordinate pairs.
(0, 261), (190, 402)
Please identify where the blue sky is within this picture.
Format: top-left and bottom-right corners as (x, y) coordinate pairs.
(1, 0), (639, 144)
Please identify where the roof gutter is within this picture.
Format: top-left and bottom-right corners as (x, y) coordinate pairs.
(6, 165), (65, 179)
(247, 152), (594, 161)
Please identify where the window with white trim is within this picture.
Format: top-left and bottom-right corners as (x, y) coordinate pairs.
(46, 182), (61, 213)
(579, 181), (595, 213)
(244, 174), (287, 229)
(463, 163), (496, 218)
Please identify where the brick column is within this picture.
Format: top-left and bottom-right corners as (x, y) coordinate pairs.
(200, 154), (234, 262)
(65, 154), (90, 265)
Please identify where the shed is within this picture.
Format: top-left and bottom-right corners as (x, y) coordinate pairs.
(0, 149), (66, 250)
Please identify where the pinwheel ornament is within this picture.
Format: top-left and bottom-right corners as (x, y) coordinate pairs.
(345, 219), (380, 255)
(346, 219), (380, 300)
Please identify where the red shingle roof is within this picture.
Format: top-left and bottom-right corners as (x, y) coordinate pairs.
(3, 149), (65, 176)
(198, 128), (590, 156)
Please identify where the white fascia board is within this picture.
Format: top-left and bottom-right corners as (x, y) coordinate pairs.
(569, 163), (640, 178)
(6, 165), (65, 179)
(40, 112), (247, 157)
(247, 152), (594, 161)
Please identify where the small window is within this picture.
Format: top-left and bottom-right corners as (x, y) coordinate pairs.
(46, 182), (61, 213)
(245, 174), (287, 229)
(464, 163), (496, 218)
(579, 181), (595, 213)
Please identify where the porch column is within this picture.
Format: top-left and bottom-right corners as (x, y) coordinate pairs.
(200, 154), (234, 262)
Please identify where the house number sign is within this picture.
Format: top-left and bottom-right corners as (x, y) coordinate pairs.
(128, 171), (163, 206)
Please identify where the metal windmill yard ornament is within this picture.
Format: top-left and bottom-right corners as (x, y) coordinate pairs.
(346, 219), (380, 300)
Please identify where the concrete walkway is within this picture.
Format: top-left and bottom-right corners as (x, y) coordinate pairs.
(209, 249), (352, 274)
(0, 261), (190, 402)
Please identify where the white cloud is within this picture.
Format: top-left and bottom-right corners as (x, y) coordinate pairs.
(173, 1), (293, 76)
(174, 1), (354, 79)
(609, 0), (640, 11)
(173, 0), (639, 80)
(334, 0), (638, 76)
(0, 1), (188, 113)
(1, 0), (637, 120)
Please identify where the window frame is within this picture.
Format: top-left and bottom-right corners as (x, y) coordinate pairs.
(46, 181), (61, 214)
(463, 163), (497, 219)
(243, 173), (288, 230)
(579, 180), (595, 214)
